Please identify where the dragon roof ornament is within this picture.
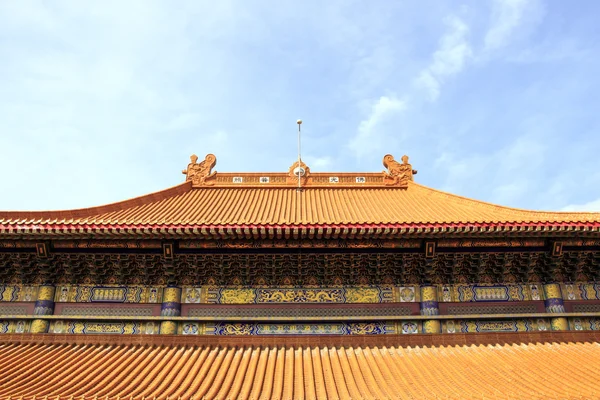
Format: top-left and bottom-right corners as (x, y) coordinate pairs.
(182, 154), (217, 187)
(382, 154), (417, 188)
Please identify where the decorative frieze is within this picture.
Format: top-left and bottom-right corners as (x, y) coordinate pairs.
(205, 286), (396, 304)
(444, 319), (550, 333)
(571, 317), (600, 331)
(49, 320), (159, 335)
(183, 321), (407, 335)
(54, 285), (163, 303)
(5, 282), (600, 304)
(572, 304), (600, 313)
(446, 304), (538, 315)
(0, 305), (28, 315)
(186, 305), (414, 318)
(60, 306), (154, 317)
(0, 320), (29, 333)
(0, 286), (38, 302)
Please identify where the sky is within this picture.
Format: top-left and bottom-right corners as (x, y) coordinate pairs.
(1, 0), (599, 212)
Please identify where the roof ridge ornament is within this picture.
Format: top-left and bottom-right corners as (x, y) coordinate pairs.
(382, 154), (417, 188)
(183, 153), (217, 187)
(287, 159), (311, 186)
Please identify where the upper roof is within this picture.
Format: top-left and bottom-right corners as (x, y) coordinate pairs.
(1, 154), (599, 238)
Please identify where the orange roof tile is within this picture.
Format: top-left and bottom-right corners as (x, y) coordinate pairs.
(1, 153), (599, 237)
(1, 340), (599, 399)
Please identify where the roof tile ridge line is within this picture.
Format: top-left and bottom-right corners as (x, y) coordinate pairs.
(215, 171), (384, 175)
(198, 184), (397, 189)
(410, 181), (600, 217)
(0, 182), (192, 220)
(34, 221), (600, 228)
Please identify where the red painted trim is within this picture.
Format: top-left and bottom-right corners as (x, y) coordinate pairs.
(1, 301), (36, 314)
(439, 301), (546, 314)
(180, 302), (422, 316)
(2, 331), (600, 347)
(564, 300), (600, 312)
(2, 221), (600, 230)
(53, 303), (162, 316)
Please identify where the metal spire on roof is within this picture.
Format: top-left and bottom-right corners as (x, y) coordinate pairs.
(296, 119), (303, 193)
(297, 119), (303, 251)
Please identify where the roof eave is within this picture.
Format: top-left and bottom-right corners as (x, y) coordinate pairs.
(1, 222), (599, 240)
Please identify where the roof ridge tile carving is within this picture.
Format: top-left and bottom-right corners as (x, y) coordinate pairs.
(182, 153), (417, 188)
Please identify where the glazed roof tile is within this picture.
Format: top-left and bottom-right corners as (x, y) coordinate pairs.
(1, 182), (598, 226)
(1, 154), (599, 236)
(1, 341), (599, 399)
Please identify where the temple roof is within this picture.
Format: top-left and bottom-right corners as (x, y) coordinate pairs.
(1, 154), (599, 238)
(1, 339), (599, 399)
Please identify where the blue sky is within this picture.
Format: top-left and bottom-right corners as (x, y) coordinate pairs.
(1, 0), (599, 212)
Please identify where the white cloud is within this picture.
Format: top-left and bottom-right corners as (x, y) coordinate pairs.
(484, 0), (543, 51)
(0, 1), (248, 209)
(415, 1), (544, 102)
(305, 156), (334, 171)
(416, 16), (472, 101)
(348, 96), (406, 159)
(348, 14), (473, 163)
(436, 130), (548, 206)
(561, 199), (600, 212)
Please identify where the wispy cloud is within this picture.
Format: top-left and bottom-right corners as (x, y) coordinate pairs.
(0, 1), (248, 209)
(416, 16), (472, 101)
(348, 96), (406, 159)
(484, 0), (544, 51)
(435, 132), (547, 206)
(562, 199), (600, 212)
(349, 13), (472, 161)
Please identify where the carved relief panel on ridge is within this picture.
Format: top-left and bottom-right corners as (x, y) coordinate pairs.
(287, 159), (311, 186)
(383, 154), (417, 188)
(183, 154), (217, 187)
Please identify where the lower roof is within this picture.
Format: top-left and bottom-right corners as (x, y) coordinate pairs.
(1, 333), (599, 399)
